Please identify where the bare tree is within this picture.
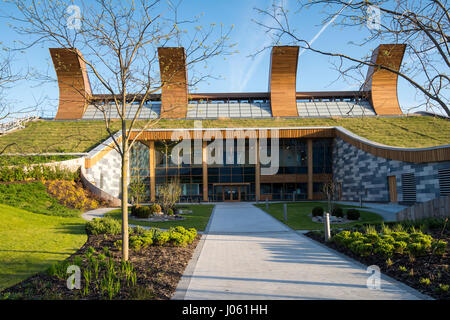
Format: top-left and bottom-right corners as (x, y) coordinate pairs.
(253, 0), (449, 116)
(7, 0), (234, 260)
(0, 49), (39, 153)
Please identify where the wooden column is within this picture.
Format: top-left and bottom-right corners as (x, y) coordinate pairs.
(255, 139), (261, 201)
(149, 140), (156, 202)
(202, 141), (208, 202)
(307, 139), (313, 200)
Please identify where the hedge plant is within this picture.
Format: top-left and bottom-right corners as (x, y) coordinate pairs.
(312, 206), (324, 217)
(0, 165), (79, 182)
(332, 228), (447, 258)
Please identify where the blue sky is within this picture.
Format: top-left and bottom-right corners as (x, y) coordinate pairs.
(0, 0), (429, 118)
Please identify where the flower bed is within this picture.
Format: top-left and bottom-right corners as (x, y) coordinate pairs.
(1, 221), (200, 300)
(306, 223), (449, 300)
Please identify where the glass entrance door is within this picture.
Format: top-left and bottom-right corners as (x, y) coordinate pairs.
(223, 186), (240, 201)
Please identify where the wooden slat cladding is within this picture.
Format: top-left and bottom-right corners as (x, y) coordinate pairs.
(388, 176), (398, 202)
(336, 130), (450, 163)
(364, 44), (406, 115)
(50, 48), (92, 120)
(269, 46), (299, 117)
(158, 47), (188, 119)
(129, 128), (336, 141)
(88, 127), (450, 168)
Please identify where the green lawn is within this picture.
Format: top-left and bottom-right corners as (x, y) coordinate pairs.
(0, 204), (87, 291)
(255, 202), (383, 230)
(105, 204), (215, 231)
(0, 182), (81, 217)
(0, 116), (449, 154)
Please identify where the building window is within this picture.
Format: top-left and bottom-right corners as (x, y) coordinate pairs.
(129, 141), (150, 202)
(153, 140), (203, 201)
(313, 139), (332, 174)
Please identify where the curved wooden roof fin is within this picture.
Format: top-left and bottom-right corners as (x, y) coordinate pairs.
(158, 47), (188, 119)
(269, 46), (299, 117)
(364, 44), (406, 115)
(49, 48), (92, 120)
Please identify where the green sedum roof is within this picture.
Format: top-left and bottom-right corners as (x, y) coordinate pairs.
(0, 116), (448, 154)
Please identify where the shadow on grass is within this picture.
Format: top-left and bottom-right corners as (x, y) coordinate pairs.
(54, 223), (87, 236)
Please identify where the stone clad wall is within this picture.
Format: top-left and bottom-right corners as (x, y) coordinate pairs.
(84, 148), (124, 198)
(332, 137), (450, 203)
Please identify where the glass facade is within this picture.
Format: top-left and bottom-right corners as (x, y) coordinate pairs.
(129, 137), (333, 202)
(155, 140), (203, 202)
(130, 141), (150, 202)
(261, 182), (308, 200)
(279, 139), (308, 174)
(208, 139), (256, 201)
(313, 139), (333, 174)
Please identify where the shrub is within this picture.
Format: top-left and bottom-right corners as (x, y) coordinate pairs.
(332, 230), (352, 246)
(393, 241), (408, 254)
(169, 231), (190, 246)
(132, 225), (146, 236)
(86, 218), (121, 235)
(331, 207), (344, 218)
(398, 266), (407, 272)
(150, 204), (162, 214)
(432, 240), (447, 255)
(347, 209), (360, 220)
(45, 180), (99, 210)
(0, 164), (79, 182)
(167, 208), (174, 216)
(419, 278), (431, 286)
(114, 240), (122, 251)
(438, 284), (449, 293)
(158, 180), (182, 214)
(130, 205), (140, 216)
(154, 231), (170, 246)
(373, 240), (394, 257)
(129, 236), (144, 251)
(312, 206), (324, 217)
(167, 226), (197, 246)
(133, 205), (151, 219)
(391, 231), (410, 242)
(364, 233), (380, 244)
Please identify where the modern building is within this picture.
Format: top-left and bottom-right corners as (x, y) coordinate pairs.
(49, 45), (450, 204)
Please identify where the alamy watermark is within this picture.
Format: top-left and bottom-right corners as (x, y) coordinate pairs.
(66, 265), (81, 290)
(66, 5), (82, 30)
(169, 127), (280, 175)
(366, 5), (381, 30)
(366, 265), (381, 290)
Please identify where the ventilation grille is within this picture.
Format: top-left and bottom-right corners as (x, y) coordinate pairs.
(401, 173), (416, 203)
(438, 168), (450, 196)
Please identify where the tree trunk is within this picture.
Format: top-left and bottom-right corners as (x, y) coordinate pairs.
(121, 128), (129, 261)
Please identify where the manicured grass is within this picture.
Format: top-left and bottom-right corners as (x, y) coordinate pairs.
(255, 202), (383, 230)
(0, 204), (87, 291)
(0, 116), (448, 153)
(105, 204), (215, 231)
(0, 182), (81, 217)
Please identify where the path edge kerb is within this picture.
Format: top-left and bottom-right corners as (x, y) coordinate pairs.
(252, 203), (433, 300)
(171, 204), (217, 300)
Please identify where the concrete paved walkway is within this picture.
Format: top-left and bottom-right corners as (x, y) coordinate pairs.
(81, 207), (117, 221)
(174, 202), (429, 300)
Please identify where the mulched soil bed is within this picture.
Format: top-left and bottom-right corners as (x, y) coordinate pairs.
(305, 230), (450, 300)
(1, 234), (200, 300)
